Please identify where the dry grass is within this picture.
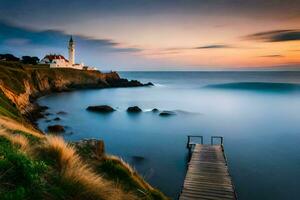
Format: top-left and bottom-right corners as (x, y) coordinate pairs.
(0, 128), (29, 152)
(107, 155), (135, 174)
(0, 116), (43, 138)
(42, 136), (138, 200)
(106, 155), (154, 191)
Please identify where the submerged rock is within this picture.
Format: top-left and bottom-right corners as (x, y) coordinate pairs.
(131, 156), (146, 163)
(57, 111), (67, 115)
(127, 106), (142, 113)
(53, 117), (61, 121)
(159, 111), (176, 117)
(86, 105), (115, 113)
(44, 112), (52, 116)
(47, 125), (65, 133)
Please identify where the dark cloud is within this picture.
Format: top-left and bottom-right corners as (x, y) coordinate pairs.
(195, 44), (232, 49)
(0, 21), (142, 53)
(1, 0), (300, 21)
(245, 30), (300, 42)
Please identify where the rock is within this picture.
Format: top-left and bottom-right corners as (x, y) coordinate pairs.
(86, 105), (115, 113)
(152, 108), (159, 112)
(40, 106), (49, 111)
(131, 156), (145, 162)
(96, 141), (105, 157)
(26, 104), (49, 123)
(44, 112), (52, 116)
(159, 111), (176, 117)
(127, 106), (142, 113)
(106, 78), (153, 87)
(57, 111), (67, 115)
(74, 139), (105, 159)
(47, 125), (65, 132)
(144, 82), (154, 86)
(53, 117), (61, 121)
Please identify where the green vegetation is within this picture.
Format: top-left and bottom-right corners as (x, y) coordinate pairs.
(0, 62), (28, 94)
(0, 137), (47, 200)
(13, 130), (41, 145)
(0, 91), (22, 121)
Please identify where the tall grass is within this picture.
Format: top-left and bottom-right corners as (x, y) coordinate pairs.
(0, 116), (42, 138)
(41, 136), (137, 200)
(106, 155), (153, 190)
(0, 129), (29, 152)
(0, 117), (167, 200)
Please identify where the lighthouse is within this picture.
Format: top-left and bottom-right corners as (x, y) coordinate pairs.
(40, 36), (96, 70)
(68, 36), (75, 65)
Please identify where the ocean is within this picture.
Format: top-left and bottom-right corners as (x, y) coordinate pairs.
(37, 71), (300, 200)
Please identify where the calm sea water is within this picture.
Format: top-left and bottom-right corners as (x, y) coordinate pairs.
(37, 71), (300, 200)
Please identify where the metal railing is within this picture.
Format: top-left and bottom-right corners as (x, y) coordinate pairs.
(211, 136), (224, 145)
(187, 135), (203, 149)
(187, 135), (224, 149)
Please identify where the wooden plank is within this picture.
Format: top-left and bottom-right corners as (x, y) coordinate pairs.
(179, 144), (237, 200)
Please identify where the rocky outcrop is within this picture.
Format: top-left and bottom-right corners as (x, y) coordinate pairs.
(86, 105), (115, 113)
(73, 139), (105, 159)
(159, 111), (176, 116)
(152, 108), (159, 112)
(47, 124), (65, 132)
(127, 106), (142, 113)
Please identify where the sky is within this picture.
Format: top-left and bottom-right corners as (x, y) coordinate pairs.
(0, 0), (300, 70)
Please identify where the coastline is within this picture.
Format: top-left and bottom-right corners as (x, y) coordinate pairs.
(0, 61), (167, 200)
(0, 61), (152, 126)
(27, 75), (153, 127)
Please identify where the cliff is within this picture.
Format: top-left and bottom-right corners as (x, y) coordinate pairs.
(0, 61), (150, 120)
(0, 61), (167, 200)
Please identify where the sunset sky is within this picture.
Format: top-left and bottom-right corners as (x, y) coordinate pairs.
(0, 0), (300, 70)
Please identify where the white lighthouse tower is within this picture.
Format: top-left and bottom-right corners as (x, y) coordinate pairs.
(40, 36), (95, 70)
(68, 36), (75, 65)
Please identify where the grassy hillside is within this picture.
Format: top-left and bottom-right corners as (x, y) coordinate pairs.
(0, 61), (168, 200)
(0, 91), (23, 121)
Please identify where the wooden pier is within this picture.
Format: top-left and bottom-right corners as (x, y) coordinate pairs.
(179, 136), (237, 200)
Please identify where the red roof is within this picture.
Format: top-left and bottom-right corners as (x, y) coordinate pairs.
(43, 54), (68, 62)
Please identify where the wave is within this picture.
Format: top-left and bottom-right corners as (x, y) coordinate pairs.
(204, 82), (300, 91)
(153, 83), (166, 87)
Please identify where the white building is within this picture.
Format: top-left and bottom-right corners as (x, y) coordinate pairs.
(40, 37), (85, 70)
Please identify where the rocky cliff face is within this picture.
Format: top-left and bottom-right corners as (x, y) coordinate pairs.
(0, 63), (149, 117)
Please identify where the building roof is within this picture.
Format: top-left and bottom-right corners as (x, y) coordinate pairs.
(43, 54), (68, 62)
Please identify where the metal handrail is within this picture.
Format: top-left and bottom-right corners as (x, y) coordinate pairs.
(187, 135), (203, 148)
(211, 136), (224, 145)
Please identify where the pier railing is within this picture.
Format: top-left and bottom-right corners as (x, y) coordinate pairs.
(211, 136), (224, 145)
(186, 135), (203, 149)
(187, 135), (224, 149)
